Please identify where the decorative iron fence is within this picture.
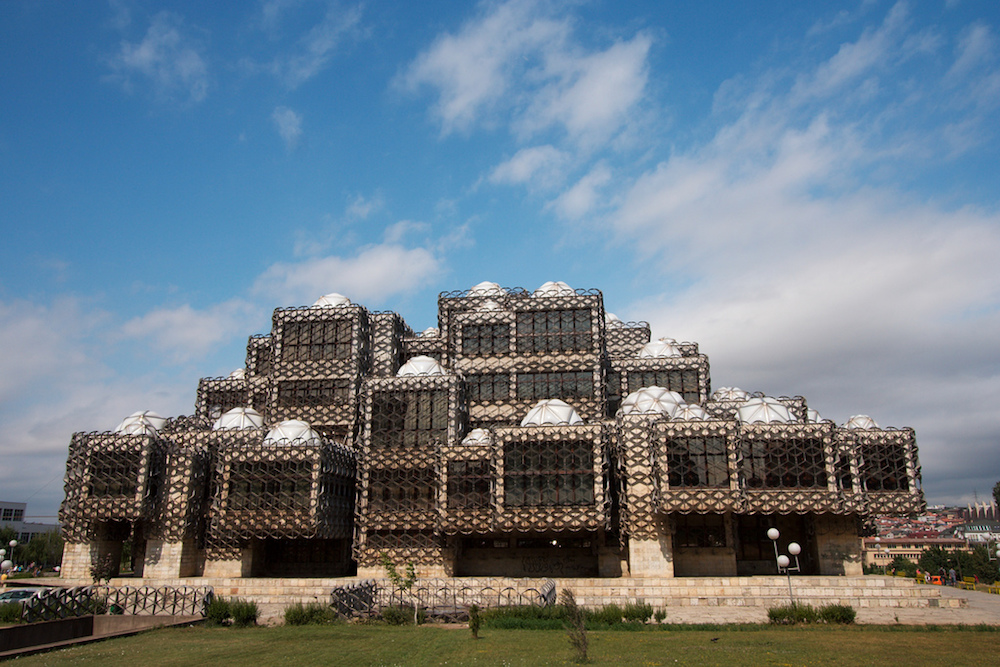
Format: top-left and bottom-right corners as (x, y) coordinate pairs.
(21, 585), (213, 623)
(329, 578), (555, 622)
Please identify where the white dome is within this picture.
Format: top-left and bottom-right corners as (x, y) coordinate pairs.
(397, 355), (446, 376)
(264, 420), (322, 445)
(605, 312), (624, 328)
(712, 387), (749, 402)
(533, 281), (575, 297)
(638, 339), (682, 358)
(521, 399), (584, 426)
(620, 386), (685, 417)
(805, 409), (824, 423)
(845, 415), (879, 429)
(737, 397), (794, 424)
(468, 281), (504, 297)
(476, 300), (502, 312)
(313, 293), (351, 307)
(673, 404), (710, 420)
(419, 327), (439, 337)
(228, 368), (246, 379)
(462, 428), (492, 445)
(213, 407), (264, 431)
(114, 411), (166, 436)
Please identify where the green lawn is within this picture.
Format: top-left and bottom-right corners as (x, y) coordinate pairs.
(11, 624), (1000, 666)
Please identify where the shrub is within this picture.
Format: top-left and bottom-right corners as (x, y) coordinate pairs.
(768, 603), (820, 624)
(230, 598), (259, 628)
(468, 603), (481, 639)
(480, 604), (566, 630)
(0, 602), (22, 624)
(205, 597), (232, 626)
(588, 603), (624, 626)
(623, 601), (653, 623)
(819, 604), (857, 624)
(285, 602), (337, 626)
(381, 605), (424, 625)
(653, 608), (667, 623)
(768, 603), (856, 625)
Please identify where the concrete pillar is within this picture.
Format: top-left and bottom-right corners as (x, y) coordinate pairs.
(814, 514), (863, 575)
(142, 539), (201, 578)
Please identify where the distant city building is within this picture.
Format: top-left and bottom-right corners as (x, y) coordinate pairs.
(58, 283), (925, 580)
(0, 501), (59, 543)
(862, 536), (966, 568)
(965, 500), (999, 523)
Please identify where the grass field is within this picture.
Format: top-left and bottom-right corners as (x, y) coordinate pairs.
(11, 624), (1000, 666)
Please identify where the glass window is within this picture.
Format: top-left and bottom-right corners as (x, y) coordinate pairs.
(227, 460), (312, 511)
(515, 310), (592, 354)
(462, 324), (510, 356)
(628, 369), (700, 403)
(87, 450), (141, 497)
(467, 374), (510, 402)
(282, 319), (353, 362)
(740, 437), (828, 489)
(447, 460), (492, 509)
(504, 440), (594, 507)
(861, 444), (909, 491)
(516, 371), (593, 400)
(371, 390), (449, 449)
(675, 514), (727, 548)
(277, 379), (350, 408)
(666, 436), (730, 488)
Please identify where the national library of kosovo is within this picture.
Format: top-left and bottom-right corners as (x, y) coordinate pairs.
(58, 281), (925, 580)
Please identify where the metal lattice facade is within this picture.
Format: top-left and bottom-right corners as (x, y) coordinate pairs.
(59, 283), (924, 580)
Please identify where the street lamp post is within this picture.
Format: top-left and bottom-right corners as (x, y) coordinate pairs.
(8, 540), (16, 571)
(768, 528), (801, 605)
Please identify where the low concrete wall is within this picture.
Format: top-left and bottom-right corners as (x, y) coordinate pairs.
(0, 616), (93, 652)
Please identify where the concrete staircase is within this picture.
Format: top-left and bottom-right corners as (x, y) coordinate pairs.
(552, 576), (966, 610)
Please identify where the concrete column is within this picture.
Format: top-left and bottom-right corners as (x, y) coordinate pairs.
(814, 514), (863, 575)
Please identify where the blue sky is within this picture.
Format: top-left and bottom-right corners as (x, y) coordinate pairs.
(2, 0), (999, 520)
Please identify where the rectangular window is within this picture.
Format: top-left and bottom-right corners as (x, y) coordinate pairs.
(368, 467), (437, 511)
(674, 513), (726, 548)
(666, 436), (729, 488)
(227, 460), (313, 511)
(371, 390), (449, 449)
(447, 460), (492, 509)
(1, 509), (13, 521)
(504, 440), (594, 507)
(627, 369), (700, 403)
(860, 444), (909, 491)
(87, 450), (141, 498)
(462, 324), (510, 356)
(516, 371), (593, 401)
(515, 310), (592, 354)
(740, 438), (828, 489)
(282, 319), (353, 362)
(277, 379), (350, 408)
(467, 374), (510, 402)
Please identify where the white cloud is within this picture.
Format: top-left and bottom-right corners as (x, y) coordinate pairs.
(489, 145), (569, 188)
(517, 34), (652, 146)
(107, 12), (209, 104)
(0, 297), (192, 518)
(270, 4), (362, 88)
(253, 243), (442, 306)
(272, 106), (303, 149)
(601, 5), (1000, 505)
(120, 299), (261, 363)
(403, 0), (650, 147)
(549, 162), (611, 219)
(346, 192), (383, 220)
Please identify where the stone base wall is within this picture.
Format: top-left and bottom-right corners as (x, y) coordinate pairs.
(815, 514), (863, 575)
(59, 543), (93, 581)
(142, 539), (202, 578)
(628, 535), (674, 577)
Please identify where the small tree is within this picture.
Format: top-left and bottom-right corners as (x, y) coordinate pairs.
(468, 603), (481, 639)
(992, 480), (1000, 508)
(561, 589), (588, 663)
(380, 551), (419, 625)
(90, 553), (116, 584)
